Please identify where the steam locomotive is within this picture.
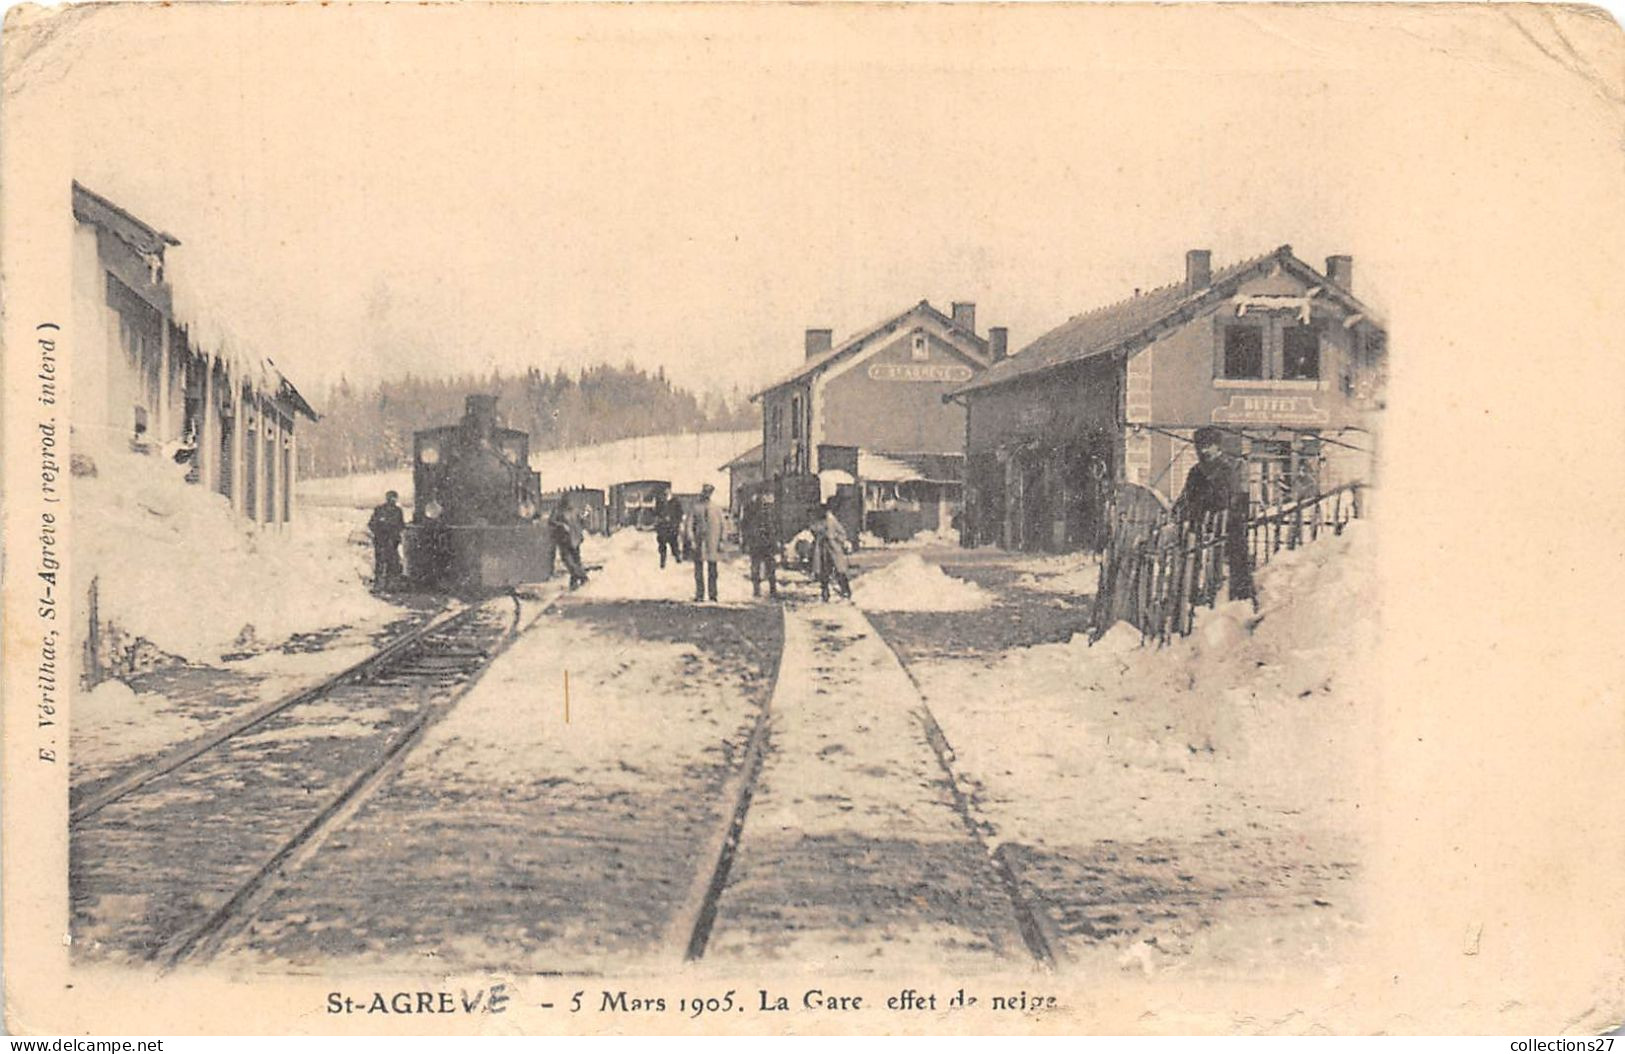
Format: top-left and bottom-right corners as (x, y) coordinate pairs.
(402, 394), (554, 592)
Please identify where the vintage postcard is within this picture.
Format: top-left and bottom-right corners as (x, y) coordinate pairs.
(3, 1), (1622, 1037)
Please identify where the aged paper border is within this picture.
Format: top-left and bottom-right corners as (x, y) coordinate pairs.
(4, 2), (1624, 1036)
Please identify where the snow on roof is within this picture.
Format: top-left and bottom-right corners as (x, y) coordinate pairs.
(73, 182), (317, 419)
(857, 450), (963, 483)
(858, 451), (921, 482)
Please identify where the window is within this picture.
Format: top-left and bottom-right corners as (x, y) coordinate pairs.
(1283, 325), (1321, 381)
(1222, 325), (1264, 379)
(790, 394), (804, 440)
(911, 332), (929, 362)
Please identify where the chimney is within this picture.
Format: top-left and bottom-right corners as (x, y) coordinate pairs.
(805, 328), (833, 360)
(463, 394), (498, 437)
(1185, 249), (1212, 292)
(951, 301), (976, 335)
(1325, 255), (1353, 291)
(989, 327), (1009, 363)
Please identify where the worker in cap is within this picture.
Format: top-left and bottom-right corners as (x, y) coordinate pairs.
(1175, 426), (1255, 602)
(368, 490), (406, 592)
(687, 484), (724, 602)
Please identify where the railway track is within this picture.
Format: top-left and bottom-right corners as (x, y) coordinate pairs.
(69, 592), (542, 968)
(74, 576), (1057, 972)
(682, 598), (1058, 971)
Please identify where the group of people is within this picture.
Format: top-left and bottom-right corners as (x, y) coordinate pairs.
(366, 487), (596, 593)
(653, 485), (851, 604)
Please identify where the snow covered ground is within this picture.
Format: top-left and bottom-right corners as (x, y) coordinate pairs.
(573, 527), (758, 604)
(902, 522), (1378, 975)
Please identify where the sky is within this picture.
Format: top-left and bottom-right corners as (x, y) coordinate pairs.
(8, 3), (1588, 396)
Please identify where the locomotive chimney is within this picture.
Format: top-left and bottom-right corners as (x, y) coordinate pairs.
(464, 393), (498, 436)
(805, 328), (833, 360)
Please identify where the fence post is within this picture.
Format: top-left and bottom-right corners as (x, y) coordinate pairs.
(84, 576), (102, 689)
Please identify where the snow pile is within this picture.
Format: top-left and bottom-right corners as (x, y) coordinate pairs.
(915, 521), (1378, 849)
(858, 523), (962, 550)
(573, 528), (753, 604)
(76, 436), (402, 663)
(72, 680), (204, 783)
(1013, 551), (1102, 595)
(850, 554), (994, 612)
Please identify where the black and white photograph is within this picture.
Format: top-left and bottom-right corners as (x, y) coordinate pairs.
(3, 2), (1622, 1037)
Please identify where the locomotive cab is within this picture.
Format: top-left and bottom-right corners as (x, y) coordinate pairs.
(404, 395), (554, 592)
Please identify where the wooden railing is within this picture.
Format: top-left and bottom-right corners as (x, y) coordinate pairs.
(1090, 482), (1364, 645)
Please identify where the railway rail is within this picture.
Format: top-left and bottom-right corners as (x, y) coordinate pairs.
(70, 592), (544, 968)
(74, 570), (1060, 972)
(682, 599), (1058, 970)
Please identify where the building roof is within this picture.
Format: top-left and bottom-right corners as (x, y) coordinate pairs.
(948, 245), (1385, 399)
(752, 300), (989, 401)
(71, 181), (180, 258)
(858, 450), (963, 483)
(720, 443), (763, 471)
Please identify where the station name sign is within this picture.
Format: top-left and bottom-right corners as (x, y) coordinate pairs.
(1211, 394), (1330, 426)
(867, 363), (974, 383)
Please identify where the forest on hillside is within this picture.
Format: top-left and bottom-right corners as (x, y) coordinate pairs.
(298, 365), (759, 478)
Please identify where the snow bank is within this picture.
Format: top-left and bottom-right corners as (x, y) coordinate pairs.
(857, 524), (962, 551)
(73, 680), (204, 782)
(1012, 551), (1102, 595)
(850, 553), (994, 612)
(915, 521), (1379, 849)
(76, 436), (402, 663)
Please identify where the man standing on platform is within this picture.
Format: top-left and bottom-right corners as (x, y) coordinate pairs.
(368, 490), (406, 592)
(686, 483), (724, 602)
(740, 491), (780, 599)
(655, 492), (685, 569)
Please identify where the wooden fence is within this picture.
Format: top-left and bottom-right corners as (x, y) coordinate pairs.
(1090, 482), (1364, 645)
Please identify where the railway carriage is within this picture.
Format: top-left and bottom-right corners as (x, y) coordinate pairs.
(607, 479), (670, 530)
(403, 394), (554, 592)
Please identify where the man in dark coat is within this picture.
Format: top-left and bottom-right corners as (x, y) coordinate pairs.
(655, 493), (684, 568)
(739, 491), (780, 599)
(368, 490), (406, 592)
(1174, 426), (1255, 602)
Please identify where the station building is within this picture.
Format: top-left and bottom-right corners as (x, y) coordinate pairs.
(947, 246), (1387, 552)
(751, 300), (998, 539)
(72, 182), (316, 524)
(720, 443), (764, 516)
